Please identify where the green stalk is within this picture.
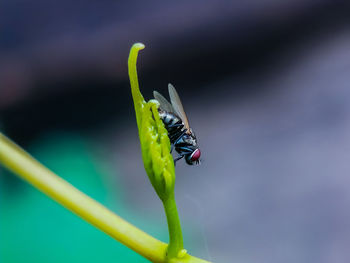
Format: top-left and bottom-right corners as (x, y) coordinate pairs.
(163, 195), (185, 258)
(0, 133), (211, 263)
(0, 133), (166, 262)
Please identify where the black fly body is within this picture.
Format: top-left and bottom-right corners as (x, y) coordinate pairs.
(153, 84), (201, 165)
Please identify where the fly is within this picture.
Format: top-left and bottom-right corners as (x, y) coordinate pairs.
(153, 83), (201, 165)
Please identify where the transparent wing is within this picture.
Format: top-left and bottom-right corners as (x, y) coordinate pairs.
(168, 83), (190, 130)
(153, 90), (174, 113)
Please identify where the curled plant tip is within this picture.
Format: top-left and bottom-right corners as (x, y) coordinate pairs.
(128, 43), (146, 130)
(128, 43), (175, 202)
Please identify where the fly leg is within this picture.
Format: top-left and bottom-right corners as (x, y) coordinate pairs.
(169, 129), (187, 154)
(173, 129), (187, 145)
(174, 155), (184, 165)
(171, 129), (188, 164)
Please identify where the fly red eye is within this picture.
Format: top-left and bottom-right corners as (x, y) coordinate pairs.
(190, 149), (201, 161)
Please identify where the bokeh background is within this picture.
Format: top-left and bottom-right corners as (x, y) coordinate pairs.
(1, 1), (350, 262)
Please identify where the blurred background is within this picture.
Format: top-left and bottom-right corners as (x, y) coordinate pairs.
(1, 1), (350, 262)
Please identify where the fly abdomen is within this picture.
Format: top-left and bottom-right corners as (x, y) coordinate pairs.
(153, 85), (201, 165)
(158, 110), (185, 144)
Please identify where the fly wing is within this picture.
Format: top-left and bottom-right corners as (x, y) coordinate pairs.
(153, 90), (174, 113)
(168, 83), (190, 130)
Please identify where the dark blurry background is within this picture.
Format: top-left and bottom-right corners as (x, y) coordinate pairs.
(1, 1), (350, 262)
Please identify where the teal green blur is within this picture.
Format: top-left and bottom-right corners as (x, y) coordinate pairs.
(0, 133), (171, 263)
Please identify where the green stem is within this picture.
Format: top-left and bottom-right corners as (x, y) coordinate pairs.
(0, 133), (212, 263)
(163, 195), (184, 259)
(0, 133), (166, 262)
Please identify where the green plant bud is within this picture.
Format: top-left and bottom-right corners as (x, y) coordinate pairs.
(140, 101), (175, 201)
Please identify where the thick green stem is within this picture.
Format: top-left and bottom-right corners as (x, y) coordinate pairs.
(163, 195), (185, 259)
(0, 133), (212, 263)
(0, 133), (167, 262)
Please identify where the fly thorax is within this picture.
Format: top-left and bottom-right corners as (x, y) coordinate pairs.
(180, 134), (197, 147)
